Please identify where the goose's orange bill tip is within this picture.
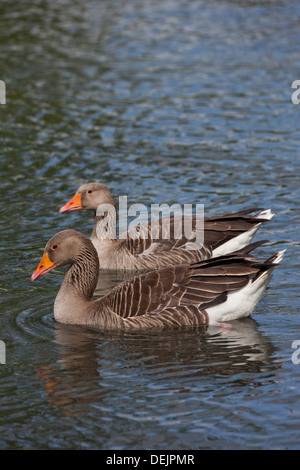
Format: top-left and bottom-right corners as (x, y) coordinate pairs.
(31, 252), (56, 282)
(59, 193), (83, 213)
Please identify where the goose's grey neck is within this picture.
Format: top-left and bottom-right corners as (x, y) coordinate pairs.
(59, 239), (99, 302)
(67, 244), (99, 299)
(54, 239), (99, 324)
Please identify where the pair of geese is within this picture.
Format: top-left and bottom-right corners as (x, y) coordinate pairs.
(31, 182), (285, 331)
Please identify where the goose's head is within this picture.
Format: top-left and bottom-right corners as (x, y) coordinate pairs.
(59, 182), (116, 213)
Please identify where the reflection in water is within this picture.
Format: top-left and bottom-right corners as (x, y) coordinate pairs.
(36, 325), (105, 416)
(35, 316), (279, 415)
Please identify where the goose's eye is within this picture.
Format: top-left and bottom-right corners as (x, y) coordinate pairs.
(87, 190), (93, 194)
(52, 244), (58, 250)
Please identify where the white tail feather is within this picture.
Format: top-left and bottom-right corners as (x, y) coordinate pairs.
(271, 249), (286, 264)
(212, 224), (260, 257)
(256, 209), (274, 220)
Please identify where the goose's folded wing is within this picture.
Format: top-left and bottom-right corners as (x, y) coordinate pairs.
(100, 264), (190, 318)
(117, 207), (272, 258)
(100, 250), (266, 320)
(118, 216), (210, 264)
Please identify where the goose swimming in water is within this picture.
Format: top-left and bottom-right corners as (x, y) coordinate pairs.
(59, 182), (274, 271)
(31, 229), (284, 331)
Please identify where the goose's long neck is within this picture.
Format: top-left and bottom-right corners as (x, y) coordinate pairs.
(66, 244), (99, 299)
(54, 241), (99, 323)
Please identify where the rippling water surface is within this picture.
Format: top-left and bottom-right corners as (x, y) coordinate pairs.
(1, 0), (300, 450)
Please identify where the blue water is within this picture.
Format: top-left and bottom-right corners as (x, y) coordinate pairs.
(0, 0), (300, 450)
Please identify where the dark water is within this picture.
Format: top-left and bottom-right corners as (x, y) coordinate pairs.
(1, 0), (300, 450)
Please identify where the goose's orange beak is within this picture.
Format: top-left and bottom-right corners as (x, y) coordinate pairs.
(31, 252), (56, 281)
(59, 193), (83, 213)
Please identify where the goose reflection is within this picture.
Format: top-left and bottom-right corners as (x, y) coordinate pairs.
(36, 315), (279, 414)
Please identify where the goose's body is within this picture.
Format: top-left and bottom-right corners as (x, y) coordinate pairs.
(59, 183), (274, 271)
(31, 230), (284, 331)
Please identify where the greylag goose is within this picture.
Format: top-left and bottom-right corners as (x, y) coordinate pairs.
(59, 183), (274, 271)
(31, 229), (284, 330)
